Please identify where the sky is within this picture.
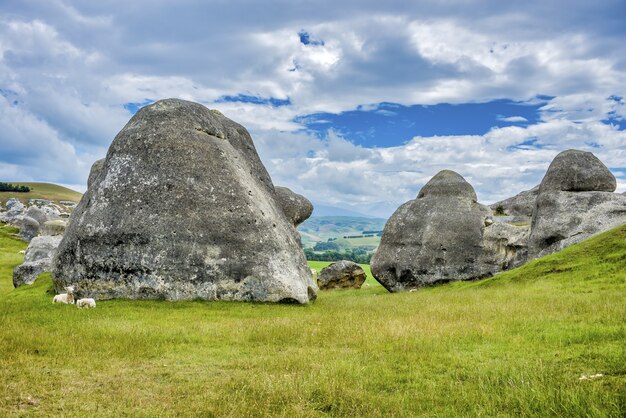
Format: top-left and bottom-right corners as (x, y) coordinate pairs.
(1, 0), (625, 218)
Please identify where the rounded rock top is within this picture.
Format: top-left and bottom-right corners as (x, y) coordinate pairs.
(417, 170), (477, 201)
(540, 149), (616, 193)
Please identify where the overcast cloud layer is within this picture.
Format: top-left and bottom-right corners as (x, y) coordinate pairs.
(1, 0), (625, 217)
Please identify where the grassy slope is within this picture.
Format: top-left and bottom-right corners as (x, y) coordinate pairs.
(0, 182), (82, 206)
(0, 224), (624, 416)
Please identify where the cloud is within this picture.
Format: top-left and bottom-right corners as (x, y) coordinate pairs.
(498, 116), (528, 123)
(254, 119), (626, 217)
(0, 1), (624, 217)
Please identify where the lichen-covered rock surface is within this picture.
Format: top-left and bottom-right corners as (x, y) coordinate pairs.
(274, 186), (313, 227)
(490, 185), (539, 218)
(538, 149), (616, 193)
(529, 150), (626, 258)
(13, 235), (63, 287)
(372, 171), (492, 291)
(52, 99), (317, 303)
(317, 260), (366, 290)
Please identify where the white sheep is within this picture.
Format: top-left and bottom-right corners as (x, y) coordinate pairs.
(76, 298), (96, 309)
(18, 250), (25, 254)
(52, 285), (75, 304)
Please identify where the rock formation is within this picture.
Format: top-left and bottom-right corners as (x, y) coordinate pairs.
(88, 158), (105, 189)
(41, 220), (67, 236)
(317, 260), (367, 290)
(372, 170), (533, 291)
(372, 170), (523, 291)
(13, 235), (63, 287)
(490, 185), (539, 218)
(538, 150), (616, 193)
(274, 186), (313, 227)
(0, 198), (25, 224)
(19, 216), (40, 242)
(528, 150), (626, 258)
(52, 98), (317, 303)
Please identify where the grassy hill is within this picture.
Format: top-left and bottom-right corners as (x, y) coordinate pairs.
(0, 182), (82, 206)
(298, 216), (386, 248)
(0, 222), (624, 416)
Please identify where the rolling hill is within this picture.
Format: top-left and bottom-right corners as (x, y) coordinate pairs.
(0, 182), (82, 206)
(298, 216), (387, 248)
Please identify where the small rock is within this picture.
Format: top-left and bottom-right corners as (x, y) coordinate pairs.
(25, 206), (47, 225)
(41, 219), (67, 236)
(318, 260), (366, 290)
(13, 235), (63, 287)
(274, 186), (314, 227)
(19, 216), (40, 242)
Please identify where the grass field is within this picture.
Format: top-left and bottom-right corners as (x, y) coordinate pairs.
(0, 222), (624, 416)
(0, 182), (82, 206)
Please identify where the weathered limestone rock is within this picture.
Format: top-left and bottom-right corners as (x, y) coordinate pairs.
(490, 185), (539, 218)
(19, 216), (40, 242)
(529, 191), (626, 258)
(25, 206), (48, 226)
(274, 186), (313, 227)
(0, 198), (25, 223)
(88, 158), (105, 189)
(317, 260), (366, 290)
(52, 98), (317, 303)
(371, 171), (494, 291)
(538, 149), (616, 193)
(13, 235), (63, 287)
(528, 149), (626, 258)
(482, 223), (530, 271)
(41, 219), (67, 236)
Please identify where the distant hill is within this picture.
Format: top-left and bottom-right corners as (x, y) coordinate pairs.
(0, 182), (82, 206)
(298, 216), (387, 248)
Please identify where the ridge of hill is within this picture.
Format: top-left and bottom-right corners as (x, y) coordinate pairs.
(0, 182), (82, 206)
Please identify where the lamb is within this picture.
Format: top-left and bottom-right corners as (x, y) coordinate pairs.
(52, 285), (75, 304)
(76, 298), (96, 309)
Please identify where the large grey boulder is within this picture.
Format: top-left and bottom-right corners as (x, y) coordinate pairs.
(317, 260), (366, 290)
(538, 149), (616, 193)
(274, 186), (313, 227)
(371, 170), (494, 291)
(13, 235), (63, 287)
(528, 150), (626, 258)
(51, 98), (317, 303)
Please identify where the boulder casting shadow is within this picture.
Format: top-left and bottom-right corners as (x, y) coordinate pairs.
(52, 99), (317, 303)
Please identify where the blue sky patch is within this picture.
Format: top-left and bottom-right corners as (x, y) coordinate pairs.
(124, 99), (154, 114)
(298, 30), (324, 46)
(602, 95), (626, 130)
(295, 98), (549, 148)
(216, 94), (291, 107)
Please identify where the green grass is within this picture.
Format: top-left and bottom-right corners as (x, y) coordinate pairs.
(0, 223), (624, 416)
(0, 182), (82, 206)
